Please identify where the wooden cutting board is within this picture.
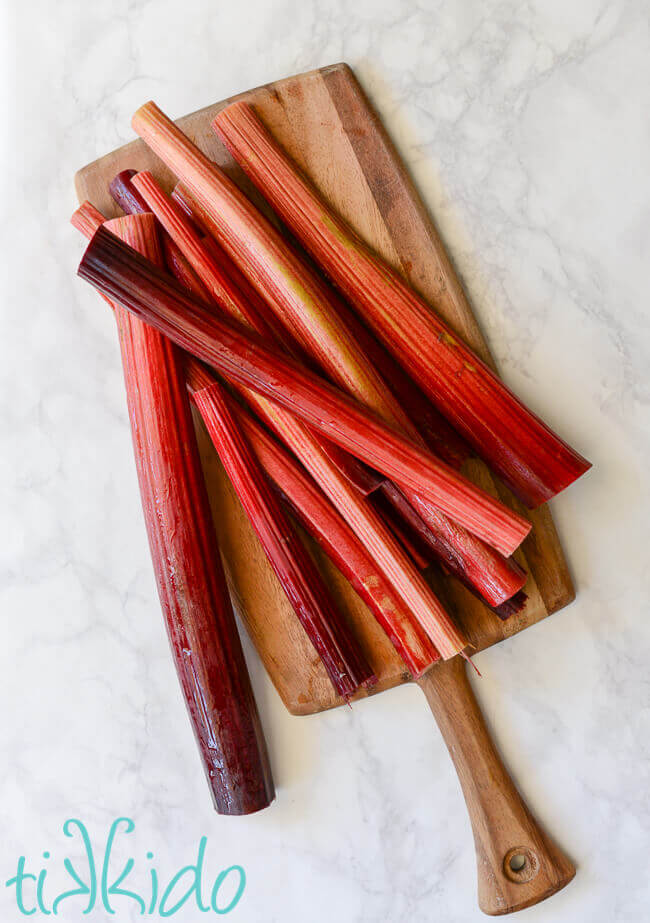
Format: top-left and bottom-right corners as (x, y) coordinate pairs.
(75, 63), (577, 914)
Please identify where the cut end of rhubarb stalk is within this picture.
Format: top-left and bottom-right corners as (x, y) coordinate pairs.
(104, 213), (163, 266)
(492, 589), (528, 621)
(71, 201), (104, 238)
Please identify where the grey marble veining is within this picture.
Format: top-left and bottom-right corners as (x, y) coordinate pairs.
(1, 0), (648, 920)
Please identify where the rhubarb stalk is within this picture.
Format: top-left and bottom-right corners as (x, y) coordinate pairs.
(109, 169), (215, 305)
(191, 376), (376, 697)
(212, 100), (591, 508)
(72, 204), (274, 814)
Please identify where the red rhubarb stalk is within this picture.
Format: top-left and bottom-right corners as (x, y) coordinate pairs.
(324, 288), (471, 469)
(72, 204), (274, 814)
(192, 376), (375, 697)
(133, 170), (384, 498)
(128, 103), (529, 556)
(212, 100), (591, 508)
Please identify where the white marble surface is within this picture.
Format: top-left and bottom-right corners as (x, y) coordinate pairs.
(2, 0), (649, 919)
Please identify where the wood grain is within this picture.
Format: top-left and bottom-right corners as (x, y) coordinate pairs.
(75, 62), (574, 716)
(420, 659), (576, 914)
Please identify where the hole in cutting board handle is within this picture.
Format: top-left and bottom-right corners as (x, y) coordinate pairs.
(503, 847), (540, 883)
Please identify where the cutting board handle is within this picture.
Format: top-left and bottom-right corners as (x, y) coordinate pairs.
(417, 658), (575, 915)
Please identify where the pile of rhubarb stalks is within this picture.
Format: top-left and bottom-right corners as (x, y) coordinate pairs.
(72, 100), (590, 815)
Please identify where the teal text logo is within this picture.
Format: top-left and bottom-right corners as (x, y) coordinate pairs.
(6, 818), (246, 916)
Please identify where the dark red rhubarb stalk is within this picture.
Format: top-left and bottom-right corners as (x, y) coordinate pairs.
(133, 169), (384, 499)
(212, 101), (591, 508)
(186, 360), (440, 677)
(128, 104), (530, 557)
(71, 204), (274, 814)
(78, 228), (469, 658)
(109, 169), (150, 215)
(192, 376), (376, 697)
